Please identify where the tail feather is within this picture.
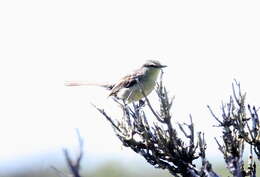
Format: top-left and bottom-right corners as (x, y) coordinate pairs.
(65, 81), (114, 90)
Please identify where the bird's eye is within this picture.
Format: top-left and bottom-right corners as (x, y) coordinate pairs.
(145, 64), (153, 67)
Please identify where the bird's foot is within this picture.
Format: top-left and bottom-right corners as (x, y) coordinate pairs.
(138, 99), (145, 108)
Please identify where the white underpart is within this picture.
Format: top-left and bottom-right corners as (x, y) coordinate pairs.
(116, 68), (161, 103)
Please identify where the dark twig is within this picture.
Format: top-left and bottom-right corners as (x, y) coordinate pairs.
(92, 103), (122, 132)
(63, 129), (84, 177)
(51, 166), (69, 177)
(208, 80), (258, 176)
(198, 132), (219, 177)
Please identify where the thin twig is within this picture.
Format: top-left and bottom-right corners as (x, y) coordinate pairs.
(92, 103), (122, 132)
(51, 166), (69, 177)
(63, 129), (84, 177)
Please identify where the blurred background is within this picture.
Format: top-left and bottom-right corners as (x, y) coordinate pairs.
(0, 0), (260, 176)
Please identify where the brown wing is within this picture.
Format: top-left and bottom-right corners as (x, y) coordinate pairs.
(108, 69), (144, 97)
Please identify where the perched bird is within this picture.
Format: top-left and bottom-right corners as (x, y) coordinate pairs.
(65, 60), (167, 103)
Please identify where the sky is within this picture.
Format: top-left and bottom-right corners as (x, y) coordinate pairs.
(0, 0), (260, 172)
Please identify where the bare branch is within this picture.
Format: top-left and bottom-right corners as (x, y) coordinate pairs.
(198, 133), (219, 177)
(63, 129), (84, 177)
(51, 166), (69, 177)
(92, 103), (122, 132)
(208, 80), (259, 176)
(96, 74), (219, 177)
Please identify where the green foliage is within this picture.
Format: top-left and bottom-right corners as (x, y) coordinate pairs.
(1, 160), (259, 177)
(0, 161), (170, 177)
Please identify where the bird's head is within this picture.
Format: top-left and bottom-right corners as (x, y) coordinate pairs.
(142, 60), (167, 69)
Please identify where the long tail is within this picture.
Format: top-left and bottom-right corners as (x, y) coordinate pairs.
(64, 81), (114, 90)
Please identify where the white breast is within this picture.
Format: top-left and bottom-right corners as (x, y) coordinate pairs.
(116, 68), (161, 103)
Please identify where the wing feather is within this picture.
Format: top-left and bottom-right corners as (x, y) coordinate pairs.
(108, 69), (144, 97)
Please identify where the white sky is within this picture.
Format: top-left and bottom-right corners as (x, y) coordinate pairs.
(0, 0), (260, 171)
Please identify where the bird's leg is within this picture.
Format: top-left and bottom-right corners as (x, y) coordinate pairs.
(138, 99), (145, 108)
(133, 99), (145, 112)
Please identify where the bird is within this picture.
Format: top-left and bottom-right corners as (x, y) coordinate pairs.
(65, 60), (167, 103)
